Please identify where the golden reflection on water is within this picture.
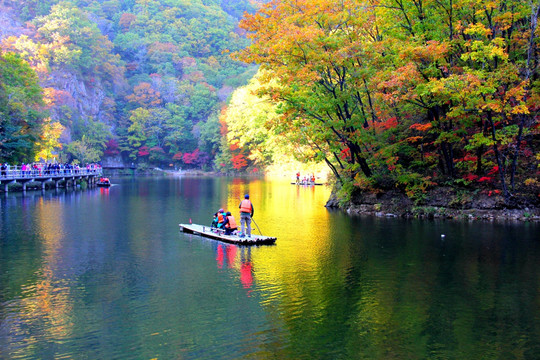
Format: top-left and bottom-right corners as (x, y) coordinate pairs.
(36, 197), (66, 259)
(224, 177), (331, 241)
(16, 198), (75, 343)
(2, 178), (538, 359)
(222, 178), (333, 301)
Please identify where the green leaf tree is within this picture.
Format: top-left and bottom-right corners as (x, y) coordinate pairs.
(0, 51), (46, 162)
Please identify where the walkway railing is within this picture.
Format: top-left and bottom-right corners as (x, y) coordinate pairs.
(1, 165), (104, 192)
(0, 166), (102, 180)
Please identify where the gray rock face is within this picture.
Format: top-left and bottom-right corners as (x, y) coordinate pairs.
(101, 155), (125, 168)
(48, 71), (108, 121)
(0, 6), (27, 39)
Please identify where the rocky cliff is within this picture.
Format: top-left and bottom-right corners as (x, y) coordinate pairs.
(1, 5), (118, 134)
(47, 70), (114, 126)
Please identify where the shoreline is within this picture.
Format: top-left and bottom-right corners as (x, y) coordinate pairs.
(156, 171), (540, 222)
(325, 187), (540, 222)
(6, 171), (537, 222)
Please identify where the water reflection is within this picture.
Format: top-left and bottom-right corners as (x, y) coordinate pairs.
(0, 177), (539, 359)
(215, 244), (254, 293)
(99, 187), (110, 197)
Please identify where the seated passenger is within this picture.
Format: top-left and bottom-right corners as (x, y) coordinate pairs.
(223, 211), (238, 235)
(212, 208), (224, 228)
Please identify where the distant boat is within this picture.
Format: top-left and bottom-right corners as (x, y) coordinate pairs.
(179, 223), (276, 245)
(291, 182), (323, 186)
(97, 177), (111, 187)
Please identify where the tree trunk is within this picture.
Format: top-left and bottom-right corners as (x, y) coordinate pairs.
(487, 112), (510, 200)
(440, 141), (455, 178)
(509, 2), (539, 191)
(475, 145), (483, 176)
(350, 142), (372, 177)
(509, 114), (524, 191)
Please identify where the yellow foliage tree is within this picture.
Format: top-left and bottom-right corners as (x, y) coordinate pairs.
(34, 118), (65, 162)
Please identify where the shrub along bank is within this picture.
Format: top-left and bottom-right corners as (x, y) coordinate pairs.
(326, 187), (540, 222)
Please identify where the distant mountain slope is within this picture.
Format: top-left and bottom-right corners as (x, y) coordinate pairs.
(0, 0), (258, 167)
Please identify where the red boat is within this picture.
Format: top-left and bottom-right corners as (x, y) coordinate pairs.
(97, 177), (111, 187)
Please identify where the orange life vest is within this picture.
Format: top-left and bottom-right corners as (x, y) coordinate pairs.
(225, 215), (237, 229)
(217, 213), (225, 223)
(240, 199), (252, 213)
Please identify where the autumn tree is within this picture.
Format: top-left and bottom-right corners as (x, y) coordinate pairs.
(222, 71), (302, 168)
(34, 117), (64, 161)
(236, 0), (539, 202)
(66, 135), (101, 164)
(0, 51), (46, 162)
(236, 0), (396, 187)
(375, 0), (540, 200)
(33, 3), (125, 85)
(126, 82), (162, 108)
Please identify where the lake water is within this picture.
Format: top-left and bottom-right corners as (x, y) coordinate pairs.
(1, 176), (539, 359)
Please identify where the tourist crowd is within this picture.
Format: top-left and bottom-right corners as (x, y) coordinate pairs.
(0, 162), (102, 178)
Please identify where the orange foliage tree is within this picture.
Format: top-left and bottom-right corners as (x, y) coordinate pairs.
(126, 82), (162, 108)
(235, 0), (540, 202)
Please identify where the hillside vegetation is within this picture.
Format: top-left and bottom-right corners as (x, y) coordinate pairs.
(234, 0), (540, 207)
(0, 0), (257, 170)
(1, 0), (539, 210)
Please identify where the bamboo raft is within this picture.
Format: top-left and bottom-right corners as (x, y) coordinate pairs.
(179, 223), (277, 245)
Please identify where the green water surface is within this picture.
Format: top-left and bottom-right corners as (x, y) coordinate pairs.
(0, 176), (539, 359)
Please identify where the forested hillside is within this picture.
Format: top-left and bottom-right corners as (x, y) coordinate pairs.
(234, 0), (540, 206)
(0, 0), (257, 169)
(1, 0), (539, 208)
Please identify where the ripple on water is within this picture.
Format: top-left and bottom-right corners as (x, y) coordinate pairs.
(1, 178), (539, 359)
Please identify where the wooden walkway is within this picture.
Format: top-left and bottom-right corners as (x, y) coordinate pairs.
(0, 168), (103, 192)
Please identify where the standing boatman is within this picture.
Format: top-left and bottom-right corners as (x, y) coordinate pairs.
(239, 194), (254, 238)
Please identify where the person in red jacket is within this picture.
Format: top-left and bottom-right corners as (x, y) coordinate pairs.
(238, 194), (254, 238)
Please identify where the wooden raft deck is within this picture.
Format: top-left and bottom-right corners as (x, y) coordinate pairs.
(179, 223), (277, 245)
